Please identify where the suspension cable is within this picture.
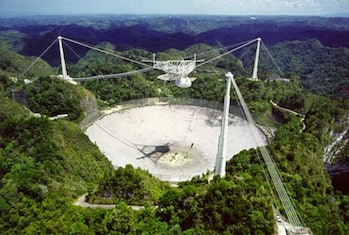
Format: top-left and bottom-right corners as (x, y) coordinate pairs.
(256, 148), (278, 207)
(73, 67), (153, 81)
(62, 37), (154, 81)
(19, 39), (58, 78)
(94, 122), (138, 150)
(60, 36), (151, 68)
(230, 76), (304, 229)
(231, 79), (278, 207)
(263, 144), (306, 226)
(196, 38), (259, 68)
(63, 41), (101, 77)
(183, 39), (256, 60)
(261, 41), (284, 76)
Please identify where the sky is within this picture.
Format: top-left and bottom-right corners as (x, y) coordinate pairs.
(0, 0), (348, 17)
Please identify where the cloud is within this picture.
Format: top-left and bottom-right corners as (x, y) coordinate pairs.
(280, 0), (313, 8)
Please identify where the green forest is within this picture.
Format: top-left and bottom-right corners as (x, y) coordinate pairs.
(0, 36), (349, 234)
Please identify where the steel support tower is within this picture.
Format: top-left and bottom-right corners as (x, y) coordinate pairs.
(251, 37), (261, 80)
(58, 36), (68, 81)
(214, 72), (233, 177)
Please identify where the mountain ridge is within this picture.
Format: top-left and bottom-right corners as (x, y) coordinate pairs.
(0, 40), (349, 233)
(1, 15), (349, 65)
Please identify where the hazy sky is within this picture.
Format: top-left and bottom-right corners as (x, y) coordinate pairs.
(1, 0), (348, 17)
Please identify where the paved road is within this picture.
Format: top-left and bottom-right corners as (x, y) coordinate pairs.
(270, 100), (306, 133)
(73, 194), (145, 210)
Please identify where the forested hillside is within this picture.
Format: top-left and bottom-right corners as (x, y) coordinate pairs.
(0, 92), (114, 233)
(0, 49), (348, 234)
(1, 15), (348, 98)
(0, 15), (349, 234)
(266, 40), (349, 98)
(0, 48), (52, 78)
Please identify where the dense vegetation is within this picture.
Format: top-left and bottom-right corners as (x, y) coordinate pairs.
(1, 15), (348, 98)
(0, 93), (114, 233)
(0, 17), (349, 233)
(156, 162), (274, 234)
(24, 77), (83, 121)
(87, 164), (170, 206)
(70, 44), (240, 106)
(0, 48), (52, 78)
(266, 40), (349, 98)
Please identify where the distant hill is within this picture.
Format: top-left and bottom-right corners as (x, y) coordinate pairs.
(1, 15), (348, 99)
(239, 39), (349, 98)
(270, 40), (349, 98)
(1, 15), (349, 65)
(1, 15), (349, 234)
(0, 31), (348, 232)
(0, 15), (348, 98)
(0, 30), (26, 51)
(0, 47), (52, 78)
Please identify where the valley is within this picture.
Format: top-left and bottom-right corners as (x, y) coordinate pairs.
(0, 14), (348, 234)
